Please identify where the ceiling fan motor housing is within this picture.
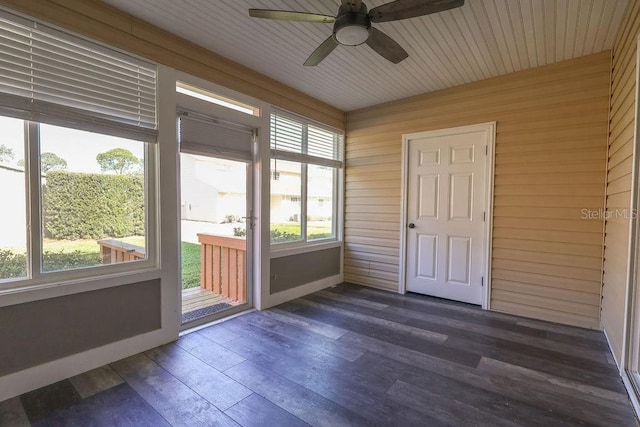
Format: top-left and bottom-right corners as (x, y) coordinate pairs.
(333, 5), (371, 46)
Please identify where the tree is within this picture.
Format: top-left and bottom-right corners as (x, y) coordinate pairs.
(41, 152), (68, 173)
(0, 144), (14, 163)
(16, 154), (67, 172)
(96, 148), (140, 175)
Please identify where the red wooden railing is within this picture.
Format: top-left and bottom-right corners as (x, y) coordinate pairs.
(197, 233), (246, 303)
(97, 239), (145, 264)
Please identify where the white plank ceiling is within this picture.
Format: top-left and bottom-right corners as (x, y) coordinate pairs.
(102, 0), (629, 112)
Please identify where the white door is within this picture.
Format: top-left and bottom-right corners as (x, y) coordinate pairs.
(405, 124), (492, 305)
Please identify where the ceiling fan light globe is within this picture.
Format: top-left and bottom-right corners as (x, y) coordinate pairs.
(334, 25), (369, 46)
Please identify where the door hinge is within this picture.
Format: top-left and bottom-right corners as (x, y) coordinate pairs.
(485, 145), (488, 155)
(483, 211), (486, 222)
(481, 277), (484, 287)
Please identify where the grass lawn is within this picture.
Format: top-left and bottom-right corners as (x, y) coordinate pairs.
(42, 235), (146, 254)
(39, 236), (146, 273)
(42, 239), (102, 254)
(270, 222), (332, 240)
(39, 237), (200, 290)
(181, 242), (201, 289)
(22, 225), (331, 288)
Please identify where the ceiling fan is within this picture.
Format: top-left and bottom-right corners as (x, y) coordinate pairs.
(248, 0), (465, 66)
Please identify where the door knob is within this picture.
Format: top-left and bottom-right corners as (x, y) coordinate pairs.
(408, 223), (415, 229)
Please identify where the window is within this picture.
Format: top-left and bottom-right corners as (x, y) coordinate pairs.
(177, 82), (260, 116)
(0, 10), (157, 285)
(307, 165), (334, 240)
(271, 159), (302, 242)
(39, 124), (148, 273)
(270, 112), (343, 245)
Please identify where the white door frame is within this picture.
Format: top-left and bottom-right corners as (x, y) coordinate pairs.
(618, 34), (640, 418)
(399, 122), (496, 310)
(173, 70), (268, 328)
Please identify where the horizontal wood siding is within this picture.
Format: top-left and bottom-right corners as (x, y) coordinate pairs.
(345, 52), (611, 329)
(0, 0), (344, 129)
(602, 0), (639, 364)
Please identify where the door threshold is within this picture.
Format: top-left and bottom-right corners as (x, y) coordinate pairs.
(179, 306), (255, 336)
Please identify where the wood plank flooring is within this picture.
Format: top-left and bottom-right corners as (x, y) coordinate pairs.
(1, 283), (637, 426)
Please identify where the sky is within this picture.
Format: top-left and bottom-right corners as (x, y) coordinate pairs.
(0, 116), (143, 174)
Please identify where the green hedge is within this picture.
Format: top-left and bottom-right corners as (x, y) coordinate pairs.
(0, 249), (27, 279)
(43, 171), (144, 240)
(0, 248), (101, 280)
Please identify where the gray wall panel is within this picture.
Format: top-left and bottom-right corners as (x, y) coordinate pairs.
(270, 247), (340, 294)
(0, 279), (161, 376)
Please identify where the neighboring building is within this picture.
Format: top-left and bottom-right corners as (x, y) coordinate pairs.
(0, 163), (27, 249)
(180, 154), (245, 223)
(181, 153), (333, 225)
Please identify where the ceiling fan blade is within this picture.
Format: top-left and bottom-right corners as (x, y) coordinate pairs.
(341, 0), (363, 12)
(369, 0), (464, 23)
(366, 27), (408, 64)
(304, 36), (339, 66)
(249, 9), (335, 23)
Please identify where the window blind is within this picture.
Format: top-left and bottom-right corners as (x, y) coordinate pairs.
(308, 125), (341, 161)
(270, 111), (343, 168)
(270, 114), (303, 154)
(179, 111), (254, 161)
(0, 9), (157, 142)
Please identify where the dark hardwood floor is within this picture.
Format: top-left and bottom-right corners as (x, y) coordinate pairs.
(1, 284), (637, 426)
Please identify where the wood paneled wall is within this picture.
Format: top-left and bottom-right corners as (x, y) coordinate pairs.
(602, 0), (639, 364)
(0, 0), (345, 129)
(345, 52), (611, 329)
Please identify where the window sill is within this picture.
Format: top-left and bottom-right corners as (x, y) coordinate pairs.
(270, 240), (342, 259)
(0, 266), (161, 307)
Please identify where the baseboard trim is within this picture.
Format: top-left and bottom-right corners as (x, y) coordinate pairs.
(263, 274), (343, 309)
(343, 280), (398, 293)
(621, 370), (640, 421)
(603, 329), (640, 422)
(0, 328), (175, 402)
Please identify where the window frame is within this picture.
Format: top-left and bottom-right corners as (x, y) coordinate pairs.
(0, 8), (160, 291)
(0, 118), (158, 290)
(269, 111), (344, 252)
(306, 163), (340, 242)
(176, 81), (261, 117)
